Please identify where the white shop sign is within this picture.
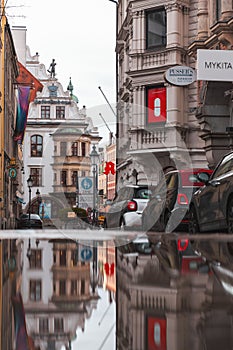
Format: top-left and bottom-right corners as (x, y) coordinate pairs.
(197, 49), (233, 81)
(165, 66), (196, 86)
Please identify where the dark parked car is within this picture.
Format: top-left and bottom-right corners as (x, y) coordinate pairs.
(17, 213), (43, 229)
(142, 168), (212, 233)
(189, 151), (233, 234)
(104, 185), (154, 230)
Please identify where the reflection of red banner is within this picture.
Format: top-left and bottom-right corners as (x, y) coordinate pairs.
(147, 87), (166, 124)
(12, 293), (30, 350)
(147, 317), (166, 350)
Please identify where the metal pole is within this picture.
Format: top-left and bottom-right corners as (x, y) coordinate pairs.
(28, 187), (31, 228)
(93, 165), (96, 225)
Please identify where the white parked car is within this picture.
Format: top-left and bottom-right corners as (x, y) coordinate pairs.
(104, 185), (154, 230)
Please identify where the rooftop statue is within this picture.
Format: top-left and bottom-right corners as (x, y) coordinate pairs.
(47, 59), (56, 78)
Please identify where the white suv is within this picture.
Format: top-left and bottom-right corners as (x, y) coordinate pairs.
(104, 185), (154, 230)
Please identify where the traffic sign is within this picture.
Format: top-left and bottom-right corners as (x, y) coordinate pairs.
(80, 247), (93, 261)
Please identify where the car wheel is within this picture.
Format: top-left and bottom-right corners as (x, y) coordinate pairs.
(227, 197), (233, 233)
(188, 206), (199, 234)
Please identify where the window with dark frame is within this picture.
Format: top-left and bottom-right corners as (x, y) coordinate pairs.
(146, 8), (167, 50)
(56, 106), (65, 119)
(41, 106), (50, 119)
(29, 280), (41, 301)
(81, 142), (86, 156)
(31, 135), (43, 157)
(215, 0), (221, 21)
(71, 280), (78, 295)
(61, 170), (67, 186)
(72, 171), (78, 186)
(59, 280), (66, 295)
(59, 249), (66, 266)
(39, 318), (49, 333)
(54, 318), (64, 332)
(81, 279), (85, 295)
(71, 142), (78, 156)
(29, 249), (42, 269)
(30, 168), (42, 186)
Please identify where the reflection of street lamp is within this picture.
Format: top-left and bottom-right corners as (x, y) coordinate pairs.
(27, 175), (33, 227)
(36, 188), (41, 215)
(90, 145), (99, 226)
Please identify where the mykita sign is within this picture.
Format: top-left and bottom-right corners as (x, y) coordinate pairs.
(197, 49), (233, 81)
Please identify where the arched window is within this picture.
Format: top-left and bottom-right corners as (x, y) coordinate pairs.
(31, 135), (43, 157)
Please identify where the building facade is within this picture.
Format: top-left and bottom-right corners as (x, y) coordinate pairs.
(116, 0), (233, 186)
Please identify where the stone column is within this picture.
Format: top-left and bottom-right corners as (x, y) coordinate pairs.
(166, 3), (183, 47)
(222, 0), (233, 19)
(197, 0), (208, 39)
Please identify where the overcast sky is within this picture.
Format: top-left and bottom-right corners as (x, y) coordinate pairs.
(7, 0), (117, 139)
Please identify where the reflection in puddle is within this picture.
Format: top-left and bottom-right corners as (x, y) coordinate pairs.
(4, 234), (233, 349)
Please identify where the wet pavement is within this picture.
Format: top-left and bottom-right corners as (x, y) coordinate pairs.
(6, 231), (233, 349)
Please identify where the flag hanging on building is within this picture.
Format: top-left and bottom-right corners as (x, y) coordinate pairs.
(12, 292), (30, 350)
(14, 85), (32, 144)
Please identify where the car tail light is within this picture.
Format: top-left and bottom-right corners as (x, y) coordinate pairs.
(127, 200), (137, 211)
(177, 193), (189, 205)
(177, 239), (189, 252)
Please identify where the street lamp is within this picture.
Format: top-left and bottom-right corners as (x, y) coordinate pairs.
(27, 175), (33, 227)
(90, 145), (99, 226)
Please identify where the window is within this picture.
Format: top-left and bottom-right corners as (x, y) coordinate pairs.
(39, 318), (49, 333)
(71, 249), (78, 266)
(59, 249), (66, 266)
(146, 8), (166, 49)
(41, 106), (50, 119)
(31, 135), (43, 157)
(29, 249), (42, 269)
(56, 106), (65, 119)
(71, 280), (78, 295)
(59, 280), (66, 295)
(54, 318), (64, 332)
(71, 142), (78, 156)
(81, 142), (86, 156)
(81, 279), (85, 295)
(72, 171), (78, 186)
(30, 168), (42, 186)
(60, 142), (67, 156)
(30, 280), (41, 301)
(61, 171), (67, 186)
(215, 0), (221, 21)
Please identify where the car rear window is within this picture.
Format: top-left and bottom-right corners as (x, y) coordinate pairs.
(134, 188), (153, 199)
(180, 171), (211, 187)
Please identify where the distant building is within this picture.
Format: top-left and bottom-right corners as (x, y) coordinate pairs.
(12, 27), (101, 223)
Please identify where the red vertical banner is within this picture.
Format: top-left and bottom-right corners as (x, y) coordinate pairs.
(147, 87), (166, 124)
(147, 317), (167, 350)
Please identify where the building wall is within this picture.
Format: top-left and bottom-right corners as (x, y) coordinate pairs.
(116, 0), (210, 187)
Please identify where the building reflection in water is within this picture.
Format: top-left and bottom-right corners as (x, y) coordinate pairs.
(21, 239), (99, 350)
(12, 235), (233, 349)
(116, 234), (233, 350)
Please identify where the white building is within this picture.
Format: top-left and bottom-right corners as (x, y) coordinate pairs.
(12, 26), (101, 222)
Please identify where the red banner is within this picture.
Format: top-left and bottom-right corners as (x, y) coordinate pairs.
(147, 317), (166, 350)
(147, 87), (166, 124)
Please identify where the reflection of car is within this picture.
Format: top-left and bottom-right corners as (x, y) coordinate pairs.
(17, 214), (43, 229)
(189, 151), (233, 233)
(142, 168), (212, 233)
(104, 185), (154, 230)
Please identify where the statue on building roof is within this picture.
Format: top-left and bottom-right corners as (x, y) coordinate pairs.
(47, 59), (56, 78)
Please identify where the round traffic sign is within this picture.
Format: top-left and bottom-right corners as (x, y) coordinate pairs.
(80, 247), (92, 261)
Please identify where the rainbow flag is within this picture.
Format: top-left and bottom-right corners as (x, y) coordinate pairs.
(14, 86), (32, 144)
